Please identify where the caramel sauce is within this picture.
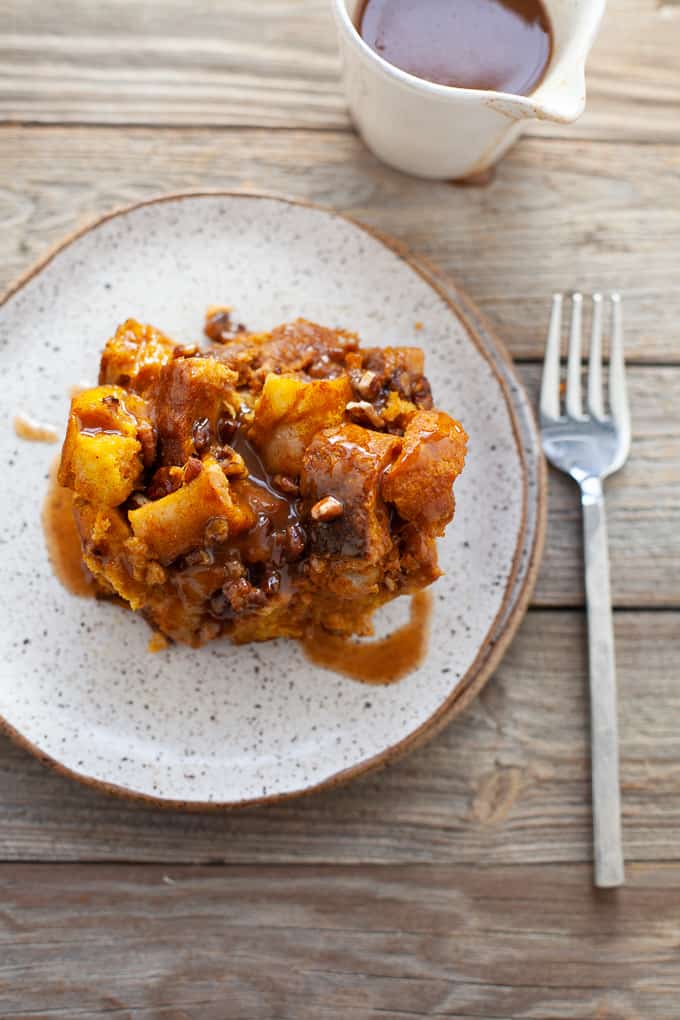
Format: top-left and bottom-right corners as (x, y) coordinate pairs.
(167, 426), (303, 611)
(42, 459), (96, 597)
(13, 412), (60, 443)
(358, 0), (552, 96)
(231, 429), (300, 533)
(302, 590), (432, 684)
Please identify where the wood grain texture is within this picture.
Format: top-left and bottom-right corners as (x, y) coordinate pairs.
(0, 611), (677, 865)
(2, 126), (679, 362)
(2, 860), (679, 1018)
(1, 0), (679, 143)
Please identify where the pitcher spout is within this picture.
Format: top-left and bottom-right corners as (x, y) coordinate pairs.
(528, 74), (587, 125)
(525, 0), (607, 124)
(480, 66), (586, 127)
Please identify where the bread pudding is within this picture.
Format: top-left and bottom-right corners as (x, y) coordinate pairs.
(58, 314), (467, 647)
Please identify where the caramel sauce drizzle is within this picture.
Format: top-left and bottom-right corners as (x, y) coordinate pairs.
(302, 590), (432, 684)
(42, 459), (96, 597)
(13, 412), (59, 443)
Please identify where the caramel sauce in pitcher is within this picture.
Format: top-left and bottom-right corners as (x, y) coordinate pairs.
(358, 0), (552, 96)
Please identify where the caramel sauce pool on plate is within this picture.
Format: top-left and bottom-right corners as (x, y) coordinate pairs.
(43, 459), (96, 597)
(358, 0), (552, 96)
(15, 414), (94, 596)
(13, 412), (60, 443)
(302, 590), (432, 684)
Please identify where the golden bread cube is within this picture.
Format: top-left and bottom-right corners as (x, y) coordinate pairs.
(128, 458), (253, 564)
(154, 357), (239, 465)
(73, 500), (152, 609)
(99, 319), (176, 392)
(63, 384), (148, 438)
(58, 385), (154, 505)
(62, 431), (143, 507)
(382, 410), (468, 532)
(249, 373), (352, 475)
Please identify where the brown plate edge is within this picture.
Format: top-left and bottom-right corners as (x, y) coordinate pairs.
(0, 189), (547, 811)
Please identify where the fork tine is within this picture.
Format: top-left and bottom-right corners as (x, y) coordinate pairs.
(609, 293), (630, 434)
(587, 293), (605, 419)
(566, 292), (583, 418)
(540, 293), (562, 421)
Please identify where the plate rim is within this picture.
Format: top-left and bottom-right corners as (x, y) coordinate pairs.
(0, 189), (547, 809)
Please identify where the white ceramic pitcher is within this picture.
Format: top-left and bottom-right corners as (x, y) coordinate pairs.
(332, 0), (606, 180)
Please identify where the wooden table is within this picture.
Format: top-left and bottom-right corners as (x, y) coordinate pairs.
(2, 2), (679, 1016)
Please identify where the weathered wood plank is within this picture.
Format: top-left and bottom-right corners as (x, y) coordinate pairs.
(1, 861), (679, 1018)
(2, 126), (679, 362)
(1, 0), (678, 143)
(0, 610), (677, 865)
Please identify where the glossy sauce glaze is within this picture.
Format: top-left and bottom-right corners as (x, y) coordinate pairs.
(302, 590), (432, 684)
(168, 422), (305, 616)
(218, 424), (304, 592)
(357, 0), (552, 96)
(42, 459), (96, 597)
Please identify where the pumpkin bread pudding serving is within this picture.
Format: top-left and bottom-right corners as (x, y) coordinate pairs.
(58, 314), (467, 647)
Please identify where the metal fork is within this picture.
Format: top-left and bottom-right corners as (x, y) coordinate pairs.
(540, 292), (631, 888)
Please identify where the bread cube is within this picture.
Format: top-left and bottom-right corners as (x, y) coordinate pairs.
(301, 423), (401, 561)
(58, 385), (154, 506)
(381, 410), (467, 532)
(128, 458), (253, 564)
(62, 431), (142, 507)
(73, 500), (151, 609)
(154, 357), (239, 465)
(249, 373), (352, 475)
(99, 319), (176, 392)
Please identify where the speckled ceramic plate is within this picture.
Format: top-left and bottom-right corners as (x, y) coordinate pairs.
(0, 193), (545, 807)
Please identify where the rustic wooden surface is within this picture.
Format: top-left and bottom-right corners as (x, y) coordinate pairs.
(2, 0), (679, 142)
(1, 1), (679, 1017)
(2, 863), (680, 1020)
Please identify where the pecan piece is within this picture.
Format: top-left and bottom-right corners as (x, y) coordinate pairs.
(216, 445), (248, 478)
(284, 523), (307, 561)
(412, 377), (433, 409)
(346, 400), (384, 429)
(272, 474), (300, 496)
(310, 495), (344, 522)
(205, 517), (230, 543)
(356, 370), (380, 400)
(204, 308), (232, 342)
(172, 343), (200, 359)
(217, 415), (238, 444)
(204, 307), (247, 344)
(192, 416), (211, 453)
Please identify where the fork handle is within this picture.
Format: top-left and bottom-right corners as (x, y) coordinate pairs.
(581, 476), (625, 888)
